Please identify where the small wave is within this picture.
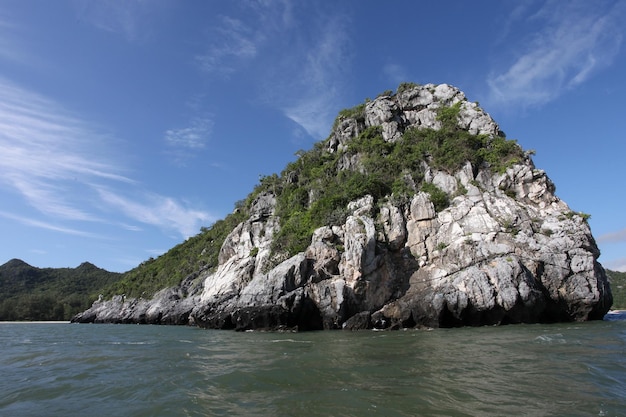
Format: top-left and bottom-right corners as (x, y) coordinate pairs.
(270, 339), (313, 344)
(106, 341), (155, 345)
(604, 310), (626, 321)
(535, 334), (567, 344)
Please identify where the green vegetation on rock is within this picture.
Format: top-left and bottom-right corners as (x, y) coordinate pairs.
(95, 85), (526, 299)
(397, 82), (420, 94)
(421, 182), (450, 212)
(102, 208), (247, 299)
(265, 95), (523, 257)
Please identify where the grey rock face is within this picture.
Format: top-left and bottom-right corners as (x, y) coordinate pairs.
(74, 83), (612, 329)
(71, 273), (203, 325)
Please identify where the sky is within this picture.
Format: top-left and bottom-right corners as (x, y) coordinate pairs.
(1, 0), (625, 273)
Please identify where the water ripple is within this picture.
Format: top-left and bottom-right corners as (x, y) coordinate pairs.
(1, 320), (625, 416)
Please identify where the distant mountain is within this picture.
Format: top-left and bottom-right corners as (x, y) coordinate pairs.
(0, 259), (122, 321)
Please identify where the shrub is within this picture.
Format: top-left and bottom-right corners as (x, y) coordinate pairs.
(333, 103), (366, 130)
(421, 182), (449, 212)
(478, 136), (523, 173)
(397, 82), (419, 94)
(436, 101), (463, 130)
(436, 242), (448, 251)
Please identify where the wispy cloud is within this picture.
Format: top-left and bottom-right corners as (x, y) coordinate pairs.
(73, 0), (164, 43)
(146, 248), (167, 257)
(164, 116), (214, 164)
(195, 2), (352, 140)
(278, 15), (352, 139)
(97, 188), (215, 238)
(195, 0), (296, 76)
(487, 0), (625, 108)
(196, 15), (260, 76)
(165, 117), (214, 149)
(597, 227), (626, 272)
(0, 210), (103, 238)
(0, 77), (131, 221)
(605, 259), (626, 273)
(598, 228), (626, 244)
(0, 77), (213, 239)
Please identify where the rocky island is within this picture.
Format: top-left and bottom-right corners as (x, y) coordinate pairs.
(72, 82), (613, 330)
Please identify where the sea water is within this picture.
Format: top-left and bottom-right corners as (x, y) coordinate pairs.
(1, 314), (625, 417)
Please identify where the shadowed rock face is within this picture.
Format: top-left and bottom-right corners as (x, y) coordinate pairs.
(73, 83), (612, 330)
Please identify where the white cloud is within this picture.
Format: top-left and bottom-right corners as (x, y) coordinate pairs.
(165, 116), (214, 149)
(0, 210), (103, 238)
(7, 177), (97, 221)
(282, 89), (338, 140)
(196, 15), (260, 75)
(273, 14), (352, 139)
(97, 188), (215, 239)
(597, 228), (626, 272)
(195, 0), (296, 76)
(164, 116), (214, 166)
(195, 2), (352, 140)
(598, 228), (626, 244)
(487, 0), (625, 108)
(0, 77), (213, 239)
(146, 248), (166, 257)
(604, 258), (626, 273)
(121, 223), (143, 232)
(0, 77), (132, 221)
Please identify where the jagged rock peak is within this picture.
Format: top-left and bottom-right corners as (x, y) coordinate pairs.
(329, 83), (501, 153)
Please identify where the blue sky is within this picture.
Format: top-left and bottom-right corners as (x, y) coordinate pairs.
(1, 0), (625, 273)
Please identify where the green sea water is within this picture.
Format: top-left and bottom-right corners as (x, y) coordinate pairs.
(1, 315), (625, 416)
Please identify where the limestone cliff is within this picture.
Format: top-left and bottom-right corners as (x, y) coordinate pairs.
(72, 83), (612, 329)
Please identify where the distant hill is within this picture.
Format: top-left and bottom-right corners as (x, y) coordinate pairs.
(607, 269), (626, 309)
(0, 259), (122, 321)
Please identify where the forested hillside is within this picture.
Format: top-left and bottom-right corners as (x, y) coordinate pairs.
(0, 259), (122, 320)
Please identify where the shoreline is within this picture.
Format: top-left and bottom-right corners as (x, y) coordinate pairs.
(0, 321), (70, 324)
(1, 311), (624, 325)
